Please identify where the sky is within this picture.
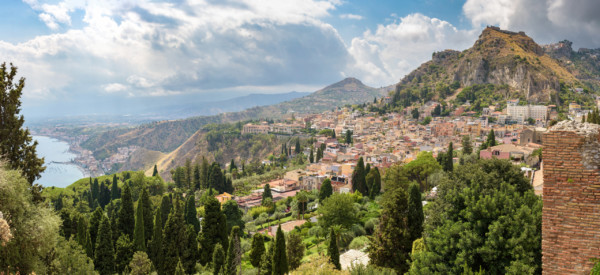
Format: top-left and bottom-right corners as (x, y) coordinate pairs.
(1, 0), (599, 118)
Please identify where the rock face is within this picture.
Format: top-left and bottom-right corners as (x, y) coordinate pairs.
(398, 26), (578, 103)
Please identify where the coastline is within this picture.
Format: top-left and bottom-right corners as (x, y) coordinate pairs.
(33, 134), (92, 180)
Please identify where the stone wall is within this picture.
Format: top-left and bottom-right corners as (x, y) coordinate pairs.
(542, 121), (600, 274)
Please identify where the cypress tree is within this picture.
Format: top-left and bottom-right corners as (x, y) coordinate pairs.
(89, 207), (104, 249)
(332, 130), (336, 139)
(327, 228), (340, 270)
(225, 226), (241, 275)
(110, 211), (119, 249)
(319, 178), (333, 202)
(85, 229), (93, 259)
(487, 129), (496, 148)
(201, 157), (210, 189)
(212, 243), (225, 275)
(162, 198), (186, 275)
(76, 216), (88, 248)
(262, 184), (273, 206)
(295, 138), (301, 154)
(175, 259), (186, 275)
(260, 243), (274, 275)
(193, 163), (201, 190)
(272, 225), (288, 275)
(160, 195), (173, 228)
(91, 178), (99, 204)
(444, 142), (454, 172)
(365, 163), (371, 176)
(94, 216), (114, 275)
(309, 148), (314, 163)
(250, 234), (265, 273)
(140, 188), (153, 245)
(407, 183), (424, 243)
(99, 181), (111, 208)
(118, 184), (135, 239)
(352, 157), (367, 195)
(152, 164), (159, 177)
(185, 194), (200, 233)
(370, 167), (381, 198)
(286, 232), (304, 270)
(229, 159), (236, 173)
(462, 135), (473, 155)
(148, 209), (163, 271)
(182, 225), (199, 274)
(111, 175), (120, 200)
(199, 196), (228, 265)
(133, 198), (146, 251)
(208, 162), (225, 193)
(368, 187), (412, 273)
(115, 234), (135, 274)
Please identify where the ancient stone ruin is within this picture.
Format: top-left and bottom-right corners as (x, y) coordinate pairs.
(543, 120), (600, 274)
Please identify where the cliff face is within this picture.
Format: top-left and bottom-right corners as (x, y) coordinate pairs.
(398, 27), (579, 103)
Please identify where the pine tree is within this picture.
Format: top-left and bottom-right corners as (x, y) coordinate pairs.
(199, 196), (228, 265)
(94, 216), (114, 275)
(182, 225), (199, 274)
(140, 188), (153, 245)
(262, 184), (273, 206)
(148, 209), (163, 272)
(368, 187), (412, 273)
(133, 197), (146, 252)
(407, 183), (424, 243)
(319, 178), (333, 202)
(327, 228), (340, 270)
(212, 243), (225, 275)
(0, 62), (45, 184)
(352, 157), (367, 195)
(272, 225), (288, 275)
(250, 234), (265, 273)
(185, 194), (200, 233)
(175, 259), (186, 275)
(225, 226), (242, 275)
(115, 234), (135, 274)
(111, 175), (120, 200)
(152, 164), (159, 177)
(118, 184), (135, 239)
(160, 195), (173, 228)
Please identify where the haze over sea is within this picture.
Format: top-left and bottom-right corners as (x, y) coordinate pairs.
(34, 136), (85, 188)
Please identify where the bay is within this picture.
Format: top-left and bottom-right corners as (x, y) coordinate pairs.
(33, 135), (86, 188)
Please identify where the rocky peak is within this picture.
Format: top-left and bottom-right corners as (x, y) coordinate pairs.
(543, 40), (574, 59)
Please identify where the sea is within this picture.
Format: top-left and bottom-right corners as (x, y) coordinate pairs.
(33, 135), (86, 188)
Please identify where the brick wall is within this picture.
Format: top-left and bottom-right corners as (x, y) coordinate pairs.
(543, 122), (600, 274)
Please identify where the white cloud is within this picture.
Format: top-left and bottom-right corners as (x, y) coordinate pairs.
(344, 13), (478, 87)
(463, 0), (600, 47)
(6, 0), (348, 103)
(104, 83), (127, 93)
(340, 13), (363, 20)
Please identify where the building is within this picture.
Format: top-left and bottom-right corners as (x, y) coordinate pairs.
(215, 192), (233, 204)
(242, 123), (270, 134)
(507, 105), (548, 123)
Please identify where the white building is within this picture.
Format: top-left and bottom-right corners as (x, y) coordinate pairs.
(507, 105), (548, 123)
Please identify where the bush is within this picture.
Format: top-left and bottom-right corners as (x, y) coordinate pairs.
(349, 236), (370, 250)
(350, 224), (366, 237)
(349, 263), (397, 275)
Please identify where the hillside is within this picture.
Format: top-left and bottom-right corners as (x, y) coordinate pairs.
(146, 123), (283, 179)
(390, 26), (595, 108)
(543, 40), (600, 91)
(82, 77), (385, 167)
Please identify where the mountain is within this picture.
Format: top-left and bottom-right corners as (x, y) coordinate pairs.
(391, 26), (594, 108)
(81, 77), (387, 170)
(543, 40), (600, 91)
(157, 91), (311, 119)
